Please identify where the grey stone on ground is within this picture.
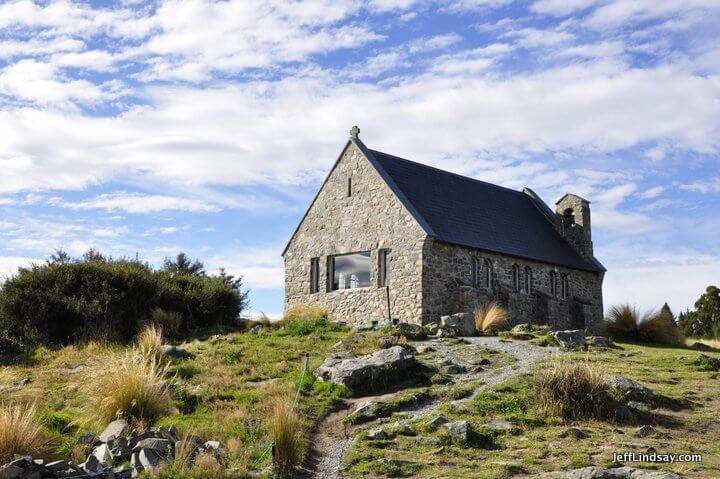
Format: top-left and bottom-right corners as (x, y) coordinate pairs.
(606, 376), (656, 402)
(426, 415), (449, 428)
(416, 344), (435, 354)
(386, 421), (414, 436)
(366, 428), (388, 440)
(443, 420), (474, 443)
(161, 344), (192, 359)
(627, 401), (650, 413)
(553, 329), (586, 348)
(586, 336), (611, 347)
(512, 323), (533, 332)
(397, 323), (422, 332)
(133, 448), (160, 470)
(133, 438), (173, 454)
(314, 346), (416, 389)
(468, 357), (492, 366)
(436, 328), (448, 337)
(697, 353), (720, 370)
(424, 322), (439, 333)
(635, 425), (659, 437)
(92, 443), (113, 464)
(378, 458), (417, 467)
(560, 427), (589, 439)
(0, 464), (24, 479)
(691, 342), (713, 351)
(484, 419), (513, 430)
(45, 460), (69, 472)
(350, 402), (379, 422)
(99, 419), (129, 442)
(81, 454), (104, 474)
(440, 313), (476, 336)
(437, 359), (467, 374)
(563, 466), (683, 478)
(377, 337), (395, 349)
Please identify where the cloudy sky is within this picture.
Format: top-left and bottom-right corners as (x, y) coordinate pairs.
(0, 0), (719, 318)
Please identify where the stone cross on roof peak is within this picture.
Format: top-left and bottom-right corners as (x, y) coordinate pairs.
(350, 125), (360, 140)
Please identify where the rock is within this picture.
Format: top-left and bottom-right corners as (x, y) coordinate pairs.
(157, 426), (179, 443)
(0, 465), (23, 479)
(468, 357), (491, 366)
(332, 340), (344, 349)
(560, 427), (589, 439)
(614, 405), (637, 423)
(386, 421), (414, 436)
(133, 438), (173, 454)
(424, 322), (439, 333)
(81, 454), (104, 474)
(366, 428), (388, 440)
(45, 460), (70, 472)
(378, 458), (417, 468)
(426, 415), (449, 429)
(484, 419), (513, 431)
(437, 359), (466, 375)
(606, 376), (656, 402)
(553, 329), (586, 348)
(627, 401), (650, 413)
(397, 323), (421, 332)
(512, 323), (532, 332)
(691, 342), (713, 351)
(161, 344), (192, 359)
(314, 346), (416, 389)
(563, 466), (683, 479)
(99, 419), (129, 442)
(635, 425), (659, 437)
(586, 336), (611, 347)
(23, 473), (41, 479)
(76, 433), (97, 446)
(350, 402), (379, 422)
(377, 337), (395, 349)
(249, 325), (265, 334)
(436, 328), (448, 338)
(133, 448), (160, 470)
(443, 420), (473, 443)
(697, 353), (720, 371)
(204, 440), (222, 451)
(92, 443), (113, 464)
(440, 313), (475, 336)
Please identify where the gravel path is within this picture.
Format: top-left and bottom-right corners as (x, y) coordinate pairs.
(302, 337), (550, 479)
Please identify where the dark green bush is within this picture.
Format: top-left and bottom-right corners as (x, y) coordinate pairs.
(0, 252), (248, 344)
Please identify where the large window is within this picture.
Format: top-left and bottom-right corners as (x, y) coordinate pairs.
(379, 249), (391, 287)
(329, 251), (371, 290)
(309, 258), (320, 293)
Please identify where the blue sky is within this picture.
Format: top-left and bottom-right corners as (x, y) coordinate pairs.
(0, 0), (719, 318)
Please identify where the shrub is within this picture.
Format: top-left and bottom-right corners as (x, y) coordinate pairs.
(151, 308), (183, 337)
(474, 302), (509, 334)
(0, 402), (52, 462)
(137, 324), (164, 365)
(88, 354), (174, 426)
(602, 304), (683, 345)
(534, 360), (611, 420)
(268, 399), (306, 473)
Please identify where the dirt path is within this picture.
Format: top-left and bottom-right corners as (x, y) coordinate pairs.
(301, 336), (550, 478)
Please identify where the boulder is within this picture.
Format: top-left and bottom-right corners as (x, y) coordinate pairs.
(386, 421), (414, 437)
(92, 444), (113, 464)
(553, 330), (586, 348)
(81, 455), (104, 474)
(377, 337), (395, 349)
(440, 313), (475, 336)
(0, 465), (23, 479)
(627, 401), (650, 413)
(586, 336), (611, 347)
(564, 466), (683, 479)
(349, 402), (380, 423)
(99, 419), (129, 442)
(691, 342), (713, 351)
(606, 376), (655, 402)
(426, 415), (449, 429)
(443, 420), (474, 444)
(161, 345), (192, 359)
(314, 346), (416, 389)
(697, 353), (720, 371)
(366, 428), (388, 440)
(133, 438), (173, 455)
(397, 323), (421, 332)
(437, 359), (466, 375)
(132, 448), (160, 470)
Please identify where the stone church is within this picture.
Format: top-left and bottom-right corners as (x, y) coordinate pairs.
(283, 127), (605, 332)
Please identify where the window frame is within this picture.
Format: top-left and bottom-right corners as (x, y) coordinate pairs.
(560, 273), (569, 300)
(550, 271), (558, 298)
(512, 264), (520, 291)
(483, 259), (492, 289)
(309, 257), (320, 294)
(471, 257), (480, 287)
(524, 266), (533, 294)
(378, 248), (392, 287)
(329, 251), (372, 291)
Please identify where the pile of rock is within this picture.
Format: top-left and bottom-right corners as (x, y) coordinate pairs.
(552, 330), (611, 349)
(314, 346), (417, 390)
(0, 420), (224, 479)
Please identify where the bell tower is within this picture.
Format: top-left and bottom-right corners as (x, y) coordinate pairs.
(555, 193), (593, 259)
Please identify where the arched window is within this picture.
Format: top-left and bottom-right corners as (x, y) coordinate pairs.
(471, 257), (480, 286)
(483, 259), (492, 288)
(524, 267), (533, 294)
(512, 264), (520, 291)
(549, 271), (557, 298)
(560, 273), (569, 300)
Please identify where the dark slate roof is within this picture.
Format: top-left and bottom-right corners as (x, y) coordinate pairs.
(362, 144), (604, 273)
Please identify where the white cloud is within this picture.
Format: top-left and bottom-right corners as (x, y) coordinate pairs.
(680, 177), (720, 193)
(0, 256), (39, 281)
(208, 247), (284, 290)
(637, 186), (664, 199)
(531, 0), (600, 16)
(57, 193), (221, 213)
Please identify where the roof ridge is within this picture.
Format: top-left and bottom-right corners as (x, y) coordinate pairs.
(368, 148), (525, 197)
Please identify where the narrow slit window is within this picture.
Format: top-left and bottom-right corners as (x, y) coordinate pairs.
(347, 177), (352, 197)
(550, 271), (557, 298)
(483, 259), (492, 288)
(560, 273), (568, 300)
(512, 265), (520, 291)
(309, 257), (319, 293)
(524, 267), (533, 294)
(379, 249), (392, 287)
(471, 257), (480, 287)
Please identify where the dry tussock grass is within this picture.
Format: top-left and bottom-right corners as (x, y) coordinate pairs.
(0, 402), (52, 462)
(268, 398), (306, 473)
(602, 304), (683, 345)
(534, 360), (611, 420)
(474, 302), (509, 334)
(283, 304), (326, 322)
(87, 354), (174, 426)
(137, 323), (164, 365)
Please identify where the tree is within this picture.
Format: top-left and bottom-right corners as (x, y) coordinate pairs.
(47, 249), (71, 264)
(83, 248), (107, 263)
(162, 252), (206, 277)
(679, 286), (720, 338)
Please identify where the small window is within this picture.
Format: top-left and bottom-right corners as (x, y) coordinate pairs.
(347, 177), (352, 197)
(483, 259), (492, 288)
(379, 249), (392, 287)
(309, 257), (319, 293)
(331, 251), (371, 290)
(512, 265), (520, 291)
(524, 266), (533, 294)
(471, 257), (480, 287)
(560, 273), (569, 300)
(550, 271), (557, 298)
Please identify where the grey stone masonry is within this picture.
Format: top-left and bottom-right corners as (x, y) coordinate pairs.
(283, 130), (605, 331)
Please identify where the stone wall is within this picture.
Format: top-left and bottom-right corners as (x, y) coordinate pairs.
(421, 239), (604, 331)
(284, 141), (426, 326)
